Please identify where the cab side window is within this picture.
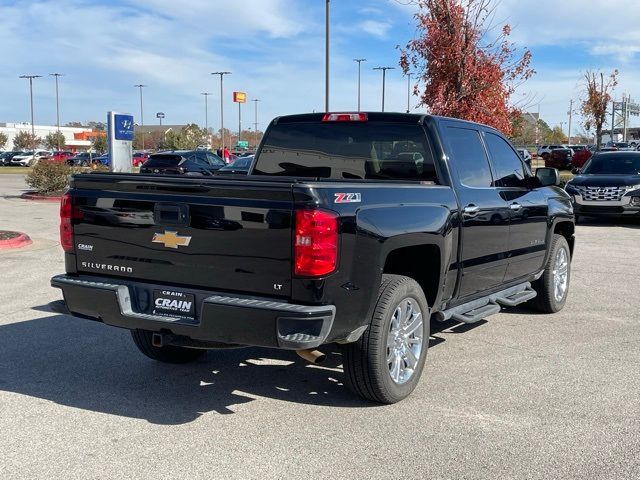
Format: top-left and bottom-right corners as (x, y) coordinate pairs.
(485, 133), (526, 188)
(446, 127), (493, 188)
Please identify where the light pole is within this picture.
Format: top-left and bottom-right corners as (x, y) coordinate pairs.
(252, 99), (260, 148)
(49, 73), (63, 151)
(354, 58), (366, 111)
(373, 66), (395, 112)
(325, 0), (330, 112)
(211, 72), (231, 152)
(19, 74), (41, 151)
(201, 92), (212, 147)
(134, 84), (147, 150)
(405, 72), (412, 113)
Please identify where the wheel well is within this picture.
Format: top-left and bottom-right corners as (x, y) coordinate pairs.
(383, 245), (441, 306)
(554, 221), (575, 256)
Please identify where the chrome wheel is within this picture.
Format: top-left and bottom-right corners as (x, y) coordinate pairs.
(553, 247), (569, 302)
(387, 298), (424, 385)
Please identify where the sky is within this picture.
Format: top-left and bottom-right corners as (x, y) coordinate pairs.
(1, 0), (640, 136)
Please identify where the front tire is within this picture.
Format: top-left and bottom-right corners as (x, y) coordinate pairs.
(130, 329), (205, 364)
(341, 274), (430, 404)
(531, 234), (571, 313)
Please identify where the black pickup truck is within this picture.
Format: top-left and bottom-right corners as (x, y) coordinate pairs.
(52, 112), (575, 404)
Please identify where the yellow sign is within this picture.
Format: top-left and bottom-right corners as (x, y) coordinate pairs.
(233, 91), (247, 103)
(152, 231), (192, 249)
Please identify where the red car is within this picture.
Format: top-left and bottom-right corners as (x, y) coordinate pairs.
(49, 151), (74, 163)
(132, 152), (149, 167)
(571, 149), (592, 169)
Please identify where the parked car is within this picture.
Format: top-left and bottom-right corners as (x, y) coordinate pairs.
(545, 148), (573, 170)
(92, 154), (110, 166)
(571, 148), (592, 170)
(215, 155), (254, 174)
(52, 111), (574, 404)
(565, 151), (640, 222)
(140, 150), (225, 175)
(132, 152), (149, 167)
(11, 150), (51, 166)
(516, 148), (532, 168)
(68, 152), (98, 166)
(0, 151), (24, 166)
(537, 144), (568, 159)
(50, 151), (75, 163)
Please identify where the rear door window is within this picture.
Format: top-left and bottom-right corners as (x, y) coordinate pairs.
(254, 122), (438, 182)
(484, 133), (526, 188)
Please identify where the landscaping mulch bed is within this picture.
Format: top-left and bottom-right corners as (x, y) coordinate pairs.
(0, 231), (33, 250)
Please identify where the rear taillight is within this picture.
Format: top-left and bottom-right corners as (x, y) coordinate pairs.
(294, 209), (338, 277)
(59, 193), (82, 252)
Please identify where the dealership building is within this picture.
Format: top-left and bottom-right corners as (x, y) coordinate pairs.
(0, 123), (105, 151)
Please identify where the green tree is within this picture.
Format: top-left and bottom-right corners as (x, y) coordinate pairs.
(91, 135), (108, 154)
(159, 124), (208, 150)
(45, 131), (66, 150)
(0, 132), (8, 150)
(13, 131), (42, 150)
(546, 126), (567, 144)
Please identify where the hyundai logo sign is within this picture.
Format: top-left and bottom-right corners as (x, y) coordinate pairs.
(114, 114), (134, 141)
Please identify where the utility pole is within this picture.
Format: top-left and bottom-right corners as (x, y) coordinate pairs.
(405, 72), (412, 113)
(19, 74), (41, 151)
(201, 92), (212, 145)
(325, 0), (330, 112)
(50, 73), (63, 151)
(353, 58), (366, 111)
(134, 84), (147, 150)
(252, 99), (260, 148)
(623, 93), (629, 142)
(211, 72), (231, 152)
(373, 66), (394, 112)
(611, 97), (616, 143)
(536, 103), (540, 146)
(567, 99), (573, 145)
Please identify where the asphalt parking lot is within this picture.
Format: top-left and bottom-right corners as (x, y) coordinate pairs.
(1, 173), (639, 480)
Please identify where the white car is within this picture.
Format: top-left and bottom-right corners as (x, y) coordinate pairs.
(516, 148), (532, 167)
(537, 144), (570, 158)
(10, 150), (51, 166)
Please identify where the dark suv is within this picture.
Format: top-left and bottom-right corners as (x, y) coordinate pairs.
(140, 150), (225, 175)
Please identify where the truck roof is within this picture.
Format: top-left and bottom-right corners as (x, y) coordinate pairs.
(271, 111), (500, 133)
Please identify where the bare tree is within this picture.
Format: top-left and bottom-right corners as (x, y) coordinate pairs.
(581, 70), (618, 150)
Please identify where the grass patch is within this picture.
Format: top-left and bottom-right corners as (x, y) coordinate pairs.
(0, 167), (31, 174)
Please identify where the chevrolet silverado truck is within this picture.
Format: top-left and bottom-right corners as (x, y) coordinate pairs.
(51, 112), (575, 404)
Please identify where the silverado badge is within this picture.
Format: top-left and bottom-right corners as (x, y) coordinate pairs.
(152, 231), (192, 249)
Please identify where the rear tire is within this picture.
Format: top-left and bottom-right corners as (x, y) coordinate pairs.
(130, 329), (205, 364)
(341, 274), (430, 404)
(531, 234), (571, 313)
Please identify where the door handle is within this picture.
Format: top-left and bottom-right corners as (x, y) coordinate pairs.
(510, 203), (522, 211)
(463, 204), (480, 216)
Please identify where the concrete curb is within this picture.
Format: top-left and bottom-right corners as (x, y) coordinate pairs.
(0, 232), (33, 250)
(20, 192), (63, 202)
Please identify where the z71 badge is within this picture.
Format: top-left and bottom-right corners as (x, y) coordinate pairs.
(334, 192), (361, 204)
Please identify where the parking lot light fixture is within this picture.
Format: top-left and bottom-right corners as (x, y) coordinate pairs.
(49, 73), (64, 151)
(19, 74), (42, 151)
(211, 72), (231, 152)
(373, 67), (395, 112)
(134, 84), (147, 150)
(354, 59), (366, 111)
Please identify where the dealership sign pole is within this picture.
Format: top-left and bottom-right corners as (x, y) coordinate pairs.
(233, 91), (246, 149)
(107, 111), (134, 173)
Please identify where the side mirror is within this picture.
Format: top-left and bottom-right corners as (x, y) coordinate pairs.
(536, 167), (560, 187)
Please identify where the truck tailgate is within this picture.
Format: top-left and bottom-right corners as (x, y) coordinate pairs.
(70, 174), (294, 297)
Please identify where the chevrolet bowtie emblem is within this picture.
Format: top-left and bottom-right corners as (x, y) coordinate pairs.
(152, 231), (192, 249)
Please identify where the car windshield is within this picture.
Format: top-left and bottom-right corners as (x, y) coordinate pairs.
(582, 153), (640, 175)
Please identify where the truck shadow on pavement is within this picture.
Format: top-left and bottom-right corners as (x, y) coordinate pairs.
(2, 310), (453, 423)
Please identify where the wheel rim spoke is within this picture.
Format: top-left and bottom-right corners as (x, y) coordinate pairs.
(386, 295), (424, 385)
(552, 247), (569, 302)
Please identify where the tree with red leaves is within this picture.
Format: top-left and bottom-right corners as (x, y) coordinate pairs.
(581, 69), (618, 150)
(400, 0), (534, 135)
